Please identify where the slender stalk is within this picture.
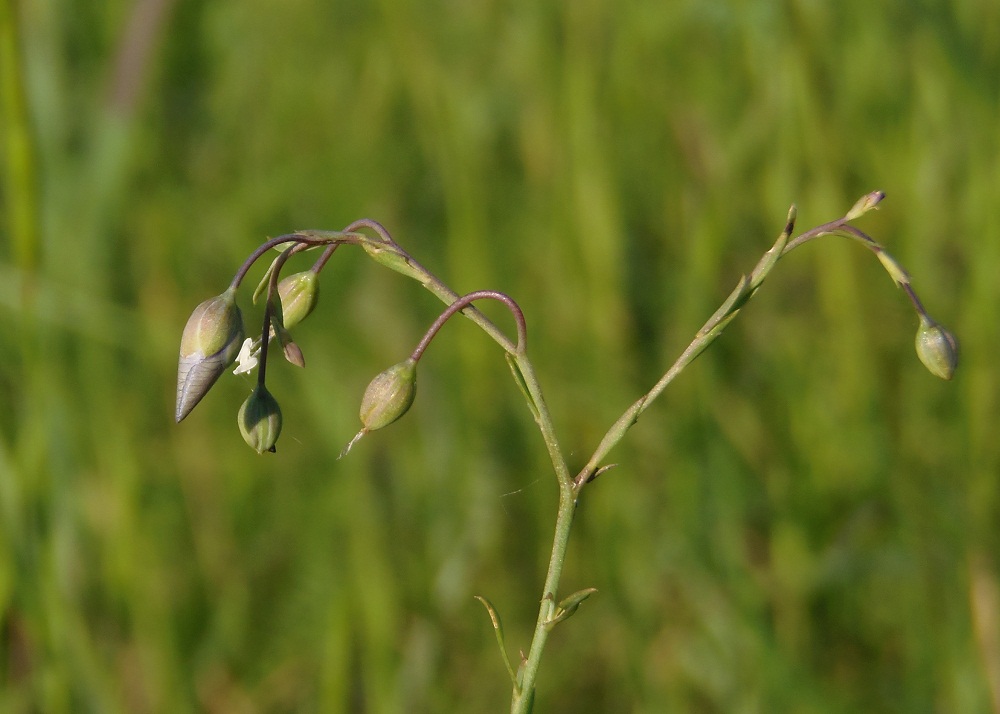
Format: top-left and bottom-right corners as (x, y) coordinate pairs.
(344, 220), (518, 354)
(228, 232), (357, 292)
(511, 453), (576, 713)
(410, 290), (527, 362)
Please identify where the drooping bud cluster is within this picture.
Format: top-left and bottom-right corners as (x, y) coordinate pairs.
(174, 235), (334, 452)
(175, 229), (434, 455)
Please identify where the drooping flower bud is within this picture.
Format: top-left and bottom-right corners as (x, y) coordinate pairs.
(238, 384), (282, 453)
(277, 270), (319, 330)
(360, 358), (417, 431)
(915, 316), (958, 381)
(340, 358), (418, 458)
(176, 288), (245, 422)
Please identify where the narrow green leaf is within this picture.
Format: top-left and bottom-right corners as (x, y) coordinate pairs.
(362, 240), (427, 282)
(252, 254), (281, 305)
(544, 587), (598, 629)
(588, 398), (644, 470)
(749, 205), (795, 290)
(700, 274), (751, 336)
(697, 309), (741, 348)
(876, 249), (910, 287)
(475, 595), (519, 688)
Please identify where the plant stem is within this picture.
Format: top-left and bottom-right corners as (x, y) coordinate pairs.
(342, 200), (935, 713)
(410, 290), (527, 362)
(507, 351), (575, 713)
(510, 467), (577, 713)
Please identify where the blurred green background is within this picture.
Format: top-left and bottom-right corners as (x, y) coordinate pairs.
(1, 0), (996, 711)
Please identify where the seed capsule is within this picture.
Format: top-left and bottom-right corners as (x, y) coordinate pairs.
(360, 358), (417, 431)
(340, 358), (418, 458)
(238, 385), (283, 453)
(915, 316), (958, 381)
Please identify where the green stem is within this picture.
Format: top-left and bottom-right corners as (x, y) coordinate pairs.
(575, 199), (917, 485)
(508, 352), (575, 713)
(345, 223), (580, 710)
(511, 477), (576, 714)
(344, 220), (518, 354)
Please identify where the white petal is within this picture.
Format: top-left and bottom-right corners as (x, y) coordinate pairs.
(233, 338), (260, 375)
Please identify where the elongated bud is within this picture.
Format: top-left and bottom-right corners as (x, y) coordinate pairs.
(340, 358), (417, 458)
(176, 289), (245, 422)
(277, 270), (319, 329)
(915, 316), (958, 380)
(845, 190), (886, 220)
(238, 384), (282, 453)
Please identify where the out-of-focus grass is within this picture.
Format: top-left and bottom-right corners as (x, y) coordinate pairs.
(1, 0), (997, 711)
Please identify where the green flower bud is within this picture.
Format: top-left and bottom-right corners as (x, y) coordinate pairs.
(238, 384), (282, 453)
(915, 316), (958, 381)
(360, 358), (417, 431)
(277, 270), (319, 330)
(176, 289), (245, 422)
(340, 358), (418, 458)
(845, 190), (886, 221)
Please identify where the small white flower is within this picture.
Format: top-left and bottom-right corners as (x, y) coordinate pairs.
(233, 337), (260, 375)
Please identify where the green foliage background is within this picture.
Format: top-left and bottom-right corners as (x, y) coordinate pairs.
(1, 0), (996, 711)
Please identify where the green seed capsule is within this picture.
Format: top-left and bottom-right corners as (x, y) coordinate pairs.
(176, 289), (245, 422)
(238, 385), (283, 453)
(915, 316), (958, 381)
(360, 358), (417, 432)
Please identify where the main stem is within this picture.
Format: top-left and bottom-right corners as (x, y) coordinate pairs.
(364, 229), (581, 710)
(511, 479), (577, 714)
(510, 353), (576, 714)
